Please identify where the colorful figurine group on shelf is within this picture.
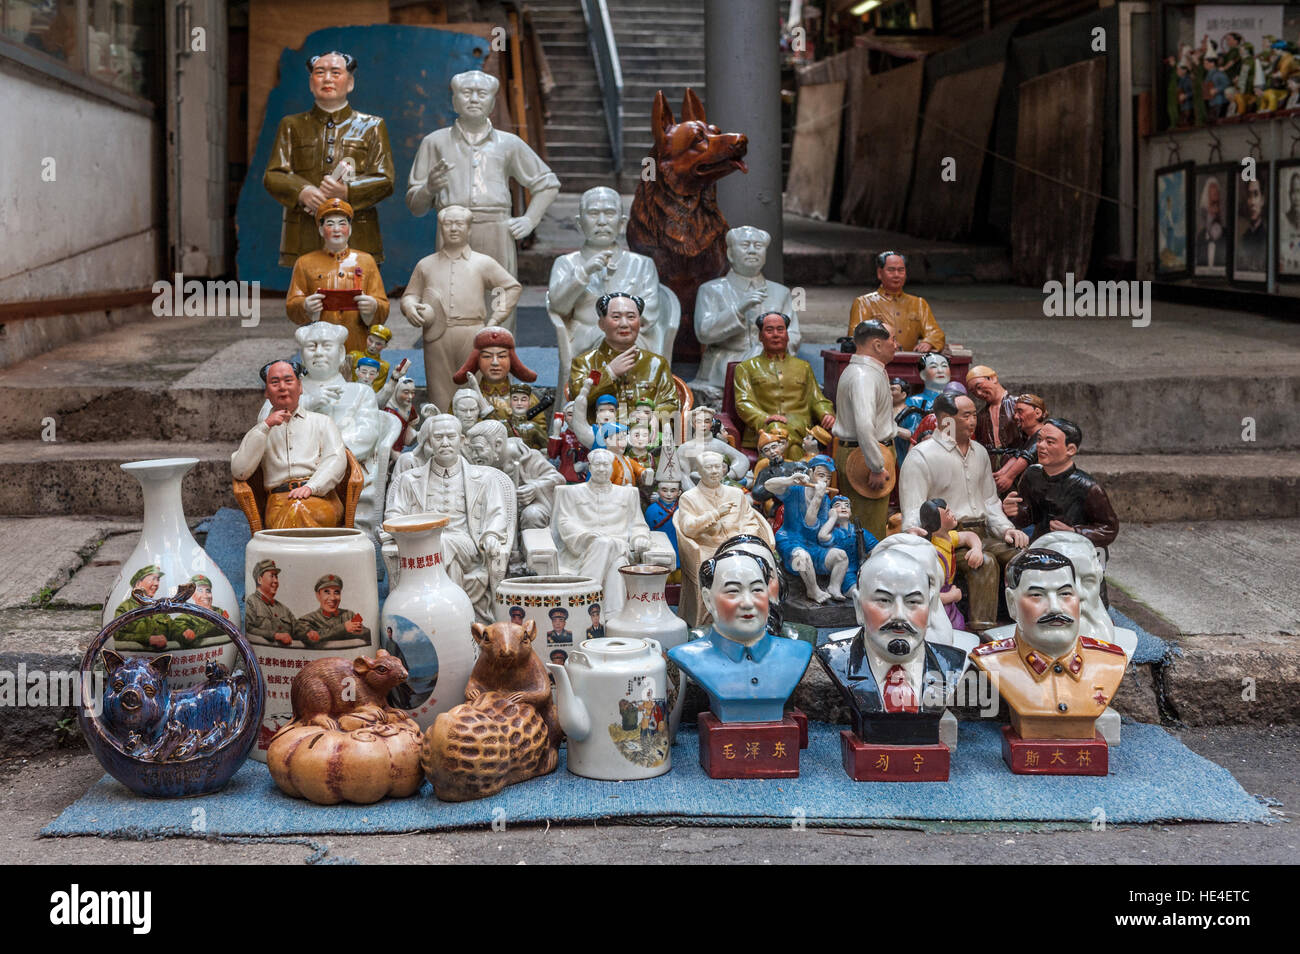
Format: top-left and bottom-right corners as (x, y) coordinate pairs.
(1164, 31), (1300, 127)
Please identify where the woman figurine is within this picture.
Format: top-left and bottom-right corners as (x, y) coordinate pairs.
(917, 497), (984, 631)
(679, 406), (750, 486)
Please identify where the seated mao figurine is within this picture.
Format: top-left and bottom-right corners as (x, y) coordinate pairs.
(678, 405), (750, 486)
(668, 550), (813, 723)
(451, 326), (540, 423)
(465, 418), (564, 531)
(848, 251), (946, 353)
(732, 312), (833, 460)
(567, 292), (679, 426)
(547, 186), (680, 391)
(285, 198), (390, 355)
(816, 547), (969, 746)
(386, 414), (512, 622)
(971, 549), (1127, 744)
(276, 321), (400, 538)
(766, 456), (855, 604)
(693, 227), (802, 389)
(549, 449), (673, 617)
(898, 353), (951, 433)
(232, 359), (348, 529)
(1002, 418), (1119, 550)
(674, 451), (775, 626)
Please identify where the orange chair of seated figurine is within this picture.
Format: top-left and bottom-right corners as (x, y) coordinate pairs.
(233, 448), (365, 533)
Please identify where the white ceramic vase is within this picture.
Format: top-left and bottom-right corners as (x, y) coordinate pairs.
(380, 514), (477, 731)
(603, 564), (689, 740)
(103, 457), (239, 691)
(548, 637), (673, 780)
(493, 575), (603, 668)
(243, 526), (379, 761)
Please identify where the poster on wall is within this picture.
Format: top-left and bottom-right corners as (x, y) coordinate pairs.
(1277, 159), (1300, 281)
(1193, 165), (1235, 278)
(1155, 162), (1193, 278)
(1232, 168), (1269, 283)
(1192, 6), (1283, 55)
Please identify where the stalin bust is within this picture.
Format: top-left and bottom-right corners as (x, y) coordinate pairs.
(567, 292), (679, 425)
(263, 51), (395, 266)
(969, 549), (1127, 741)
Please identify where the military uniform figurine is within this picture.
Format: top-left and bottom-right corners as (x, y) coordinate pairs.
(244, 559), (298, 646)
(347, 324), (394, 390)
(508, 384), (548, 451)
(112, 565), (171, 651)
(263, 51), (395, 266)
(293, 574), (371, 646)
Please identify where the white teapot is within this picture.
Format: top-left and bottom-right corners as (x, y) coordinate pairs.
(548, 638), (682, 780)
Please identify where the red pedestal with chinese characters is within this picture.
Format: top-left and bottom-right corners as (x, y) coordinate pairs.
(787, 707), (809, 749)
(840, 730), (951, 782)
(697, 712), (801, 779)
(1000, 726), (1109, 776)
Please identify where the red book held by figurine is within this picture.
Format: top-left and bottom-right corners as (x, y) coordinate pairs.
(317, 288), (360, 311)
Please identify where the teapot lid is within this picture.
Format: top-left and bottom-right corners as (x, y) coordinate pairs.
(578, 636), (653, 664)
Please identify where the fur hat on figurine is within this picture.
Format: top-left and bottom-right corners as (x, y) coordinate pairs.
(451, 327), (538, 384)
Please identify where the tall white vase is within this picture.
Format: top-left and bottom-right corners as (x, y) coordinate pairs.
(381, 514), (477, 731)
(603, 564), (689, 741)
(103, 458), (239, 691)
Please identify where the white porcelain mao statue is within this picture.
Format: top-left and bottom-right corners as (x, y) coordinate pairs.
(692, 226), (801, 389)
(260, 322), (400, 539)
(546, 186), (680, 391)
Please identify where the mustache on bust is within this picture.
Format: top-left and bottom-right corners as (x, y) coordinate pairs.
(1035, 612), (1075, 627)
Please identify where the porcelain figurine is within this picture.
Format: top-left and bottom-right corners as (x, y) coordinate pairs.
(422, 620), (561, 801)
(267, 649), (423, 804)
(507, 384), (548, 450)
(105, 458), (239, 687)
(567, 292), (679, 426)
(848, 251), (946, 353)
(465, 418), (564, 530)
(831, 320), (903, 543)
(1002, 418), (1119, 550)
(81, 586), (262, 797)
(678, 406), (750, 485)
(627, 88), (748, 363)
(547, 400), (587, 483)
(994, 391), (1048, 488)
(964, 364), (1024, 481)
(669, 550), (813, 723)
(284, 198), (390, 354)
(406, 68), (560, 318)
(748, 421), (800, 516)
(674, 451), (775, 627)
(765, 456), (855, 605)
(592, 422), (648, 487)
(383, 376), (420, 462)
(817, 547), (967, 780)
(549, 636), (678, 780)
(900, 393), (1029, 631)
(693, 228), (802, 388)
(644, 480), (682, 569)
(348, 323), (395, 390)
(451, 326), (540, 423)
(897, 353), (951, 434)
(385, 413), (513, 622)
(231, 360), (349, 530)
(549, 449), (672, 617)
(264, 51), (394, 267)
(450, 386), (489, 437)
(731, 312), (833, 460)
(402, 205), (523, 411)
(547, 186), (680, 391)
(971, 549), (1127, 774)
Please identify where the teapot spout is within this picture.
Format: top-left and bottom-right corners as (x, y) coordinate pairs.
(546, 663), (591, 742)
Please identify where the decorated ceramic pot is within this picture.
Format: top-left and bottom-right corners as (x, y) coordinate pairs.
(104, 458), (239, 690)
(79, 586), (263, 798)
(380, 514), (477, 731)
(548, 637), (678, 780)
(243, 527), (379, 760)
(493, 575), (603, 669)
(603, 564), (689, 740)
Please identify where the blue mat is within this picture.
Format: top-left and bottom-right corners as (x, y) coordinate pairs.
(40, 721), (1266, 837)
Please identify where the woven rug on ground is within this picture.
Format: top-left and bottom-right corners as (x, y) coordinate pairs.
(41, 721), (1266, 838)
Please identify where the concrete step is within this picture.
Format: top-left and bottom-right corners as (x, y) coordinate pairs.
(1082, 453), (1300, 523)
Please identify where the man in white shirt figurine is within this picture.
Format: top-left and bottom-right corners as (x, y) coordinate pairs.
(899, 392), (1029, 632)
(386, 414), (511, 622)
(831, 319), (907, 542)
(232, 360), (347, 529)
(693, 226), (801, 389)
(402, 204), (522, 412)
(405, 68), (560, 327)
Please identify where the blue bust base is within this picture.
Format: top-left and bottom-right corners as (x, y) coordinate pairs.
(669, 629), (813, 724)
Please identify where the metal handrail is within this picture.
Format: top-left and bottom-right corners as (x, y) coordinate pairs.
(580, 0), (624, 174)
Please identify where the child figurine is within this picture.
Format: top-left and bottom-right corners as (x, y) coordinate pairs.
(798, 425), (837, 491)
(347, 325), (393, 389)
(630, 398), (660, 446)
(917, 497), (984, 632)
(548, 400), (587, 483)
(645, 478), (681, 571)
(626, 420), (657, 480)
(592, 422), (647, 487)
(508, 383), (548, 451)
(354, 356), (382, 390)
(815, 496), (864, 600)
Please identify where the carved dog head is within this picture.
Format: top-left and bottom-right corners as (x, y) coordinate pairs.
(650, 89), (748, 195)
(101, 650), (171, 735)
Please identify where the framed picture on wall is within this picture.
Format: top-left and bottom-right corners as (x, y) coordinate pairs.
(1192, 164), (1235, 278)
(1231, 164), (1269, 283)
(1276, 159), (1300, 281)
(1155, 161), (1193, 278)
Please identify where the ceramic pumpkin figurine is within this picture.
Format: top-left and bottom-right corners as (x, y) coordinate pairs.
(266, 650), (424, 804)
